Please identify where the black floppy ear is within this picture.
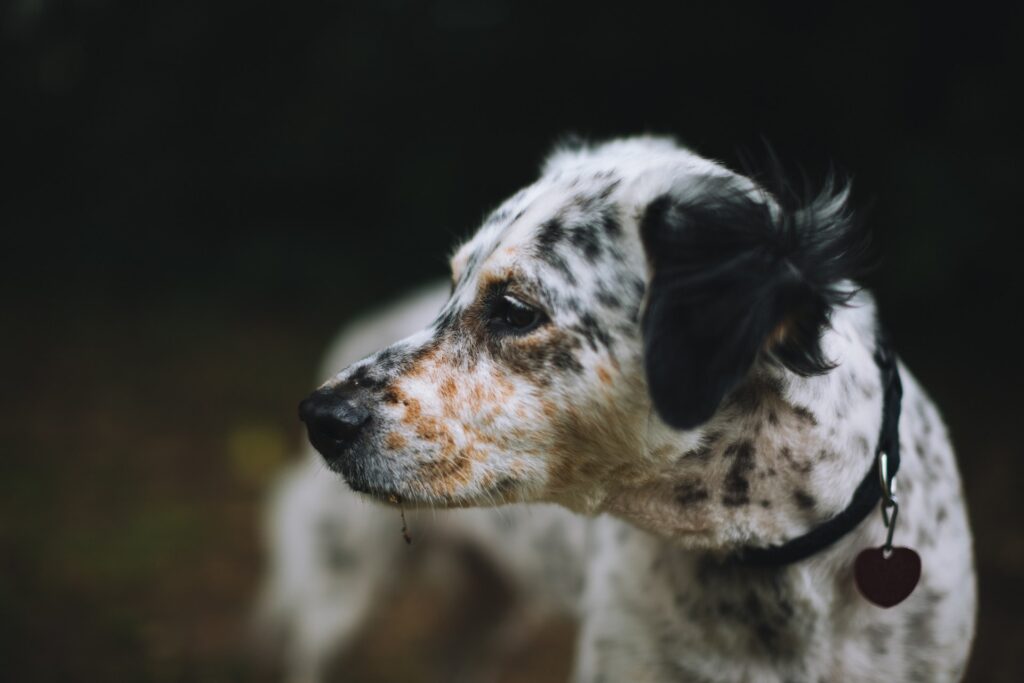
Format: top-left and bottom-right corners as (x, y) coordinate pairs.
(640, 174), (870, 430)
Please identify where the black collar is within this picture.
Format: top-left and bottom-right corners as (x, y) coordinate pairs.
(729, 330), (903, 568)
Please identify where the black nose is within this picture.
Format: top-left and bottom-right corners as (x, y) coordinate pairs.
(298, 381), (371, 462)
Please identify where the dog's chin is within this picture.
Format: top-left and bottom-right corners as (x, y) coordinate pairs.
(340, 477), (410, 506)
(339, 470), (526, 510)
(323, 462), (411, 506)
(323, 442), (532, 509)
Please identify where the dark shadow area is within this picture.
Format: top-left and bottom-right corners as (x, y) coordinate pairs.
(2, 1), (1021, 680)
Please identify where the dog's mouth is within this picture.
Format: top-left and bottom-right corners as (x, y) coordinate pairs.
(342, 471), (524, 510)
(340, 476), (412, 506)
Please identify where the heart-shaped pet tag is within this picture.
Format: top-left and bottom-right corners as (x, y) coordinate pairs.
(854, 546), (921, 608)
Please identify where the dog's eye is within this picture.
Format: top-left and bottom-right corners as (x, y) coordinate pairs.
(492, 295), (545, 334)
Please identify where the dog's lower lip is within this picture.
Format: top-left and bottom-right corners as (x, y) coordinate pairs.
(344, 482), (463, 509)
(343, 479), (406, 505)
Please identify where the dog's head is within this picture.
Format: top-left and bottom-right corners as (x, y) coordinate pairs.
(300, 137), (870, 521)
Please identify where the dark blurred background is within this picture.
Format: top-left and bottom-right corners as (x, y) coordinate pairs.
(2, 1), (1022, 681)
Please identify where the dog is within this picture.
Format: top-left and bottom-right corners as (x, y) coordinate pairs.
(261, 137), (976, 682)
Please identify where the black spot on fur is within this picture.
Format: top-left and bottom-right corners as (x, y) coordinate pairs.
(640, 171), (870, 430)
(569, 223), (604, 262)
(346, 363), (385, 390)
(538, 249), (576, 284)
(342, 360), (397, 393)
(676, 478), (710, 506)
(684, 444), (713, 462)
(597, 179), (622, 204)
(779, 446), (813, 474)
(373, 347), (402, 374)
(537, 217), (565, 251)
(534, 218), (578, 284)
(560, 294), (584, 316)
(722, 441), (756, 507)
(793, 489), (816, 511)
(741, 593), (787, 654)
(791, 404), (818, 426)
(463, 248), (483, 278)
(596, 288), (621, 310)
(597, 205), (622, 236)
(572, 312), (613, 351)
(693, 561), (807, 660)
(550, 346), (584, 373)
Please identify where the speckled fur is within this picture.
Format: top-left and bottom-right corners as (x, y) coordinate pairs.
(261, 138), (976, 682)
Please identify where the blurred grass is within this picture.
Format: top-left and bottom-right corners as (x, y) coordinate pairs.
(1, 294), (318, 681)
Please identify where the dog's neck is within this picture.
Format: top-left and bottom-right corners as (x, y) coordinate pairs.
(602, 295), (884, 553)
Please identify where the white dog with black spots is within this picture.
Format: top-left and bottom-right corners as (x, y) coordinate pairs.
(260, 137), (976, 682)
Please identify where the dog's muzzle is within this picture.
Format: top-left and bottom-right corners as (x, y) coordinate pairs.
(298, 379), (371, 468)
